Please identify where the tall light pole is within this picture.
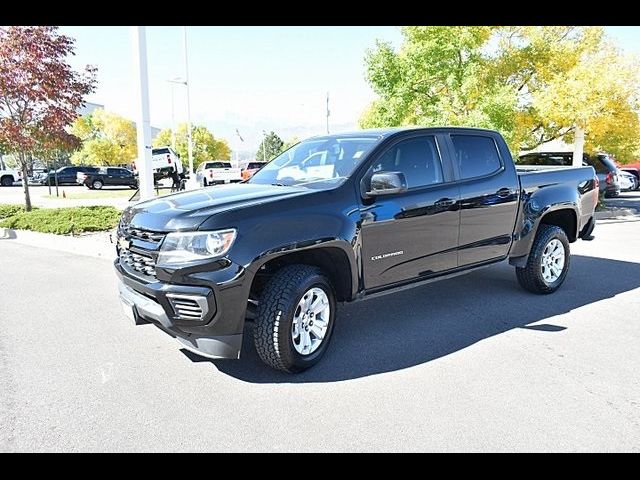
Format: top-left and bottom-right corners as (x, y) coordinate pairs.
(182, 26), (197, 190)
(131, 26), (154, 201)
(167, 79), (178, 151)
(167, 77), (186, 151)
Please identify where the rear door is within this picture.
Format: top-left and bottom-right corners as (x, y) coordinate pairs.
(360, 133), (460, 290)
(106, 168), (120, 186)
(447, 133), (520, 267)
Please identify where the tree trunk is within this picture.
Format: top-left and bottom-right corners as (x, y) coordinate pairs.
(20, 152), (32, 211)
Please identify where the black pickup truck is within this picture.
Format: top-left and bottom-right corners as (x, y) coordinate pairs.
(79, 167), (137, 190)
(115, 127), (598, 373)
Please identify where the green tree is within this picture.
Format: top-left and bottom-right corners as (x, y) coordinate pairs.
(281, 137), (300, 153)
(256, 131), (284, 161)
(0, 26), (96, 210)
(70, 109), (137, 166)
(153, 123), (230, 170)
(362, 26), (640, 160)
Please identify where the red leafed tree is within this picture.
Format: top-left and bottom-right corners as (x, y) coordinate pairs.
(0, 26), (97, 210)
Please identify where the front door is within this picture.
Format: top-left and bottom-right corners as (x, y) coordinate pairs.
(360, 135), (460, 290)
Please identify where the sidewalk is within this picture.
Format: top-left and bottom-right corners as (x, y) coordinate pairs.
(0, 227), (116, 260)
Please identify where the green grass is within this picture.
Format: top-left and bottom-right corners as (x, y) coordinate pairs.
(0, 206), (121, 235)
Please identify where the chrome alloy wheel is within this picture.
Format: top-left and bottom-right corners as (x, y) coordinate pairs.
(541, 239), (565, 283)
(291, 287), (330, 355)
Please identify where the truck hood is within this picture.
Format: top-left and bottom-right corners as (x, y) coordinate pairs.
(121, 183), (311, 231)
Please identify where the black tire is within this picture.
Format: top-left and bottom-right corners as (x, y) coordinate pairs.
(516, 224), (570, 294)
(1, 176), (13, 187)
(92, 179), (103, 190)
(203, 179), (208, 187)
(254, 265), (336, 373)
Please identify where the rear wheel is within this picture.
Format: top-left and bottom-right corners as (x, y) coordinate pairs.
(254, 265), (336, 373)
(1, 176), (13, 187)
(516, 225), (570, 294)
(92, 179), (103, 190)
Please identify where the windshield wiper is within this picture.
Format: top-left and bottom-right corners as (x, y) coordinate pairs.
(271, 182), (289, 187)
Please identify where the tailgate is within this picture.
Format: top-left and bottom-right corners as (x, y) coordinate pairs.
(208, 168), (242, 182)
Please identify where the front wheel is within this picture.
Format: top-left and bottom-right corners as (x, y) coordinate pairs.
(254, 265), (336, 373)
(516, 225), (570, 294)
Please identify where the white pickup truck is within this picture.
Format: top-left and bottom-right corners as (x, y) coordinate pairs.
(195, 161), (242, 186)
(0, 159), (21, 187)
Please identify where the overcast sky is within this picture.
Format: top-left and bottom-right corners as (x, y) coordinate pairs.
(59, 26), (640, 153)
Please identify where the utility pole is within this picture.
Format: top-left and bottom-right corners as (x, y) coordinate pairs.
(326, 91), (330, 134)
(131, 26), (154, 200)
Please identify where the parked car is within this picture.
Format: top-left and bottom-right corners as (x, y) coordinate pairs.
(517, 151), (620, 198)
(619, 170), (638, 191)
(241, 161), (268, 180)
(0, 167), (21, 187)
(0, 157), (22, 186)
(41, 166), (99, 186)
(77, 167), (137, 190)
(115, 127), (598, 373)
(195, 161), (242, 186)
(616, 162), (640, 191)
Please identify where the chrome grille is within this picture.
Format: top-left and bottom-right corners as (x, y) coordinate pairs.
(123, 226), (165, 244)
(166, 294), (208, 321)
(120, 249), (157, 278)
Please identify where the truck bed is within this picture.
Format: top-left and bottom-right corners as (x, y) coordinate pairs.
(516, 165), (596, 190)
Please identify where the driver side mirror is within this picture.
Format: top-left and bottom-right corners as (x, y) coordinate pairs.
(366, 171), (408, 197)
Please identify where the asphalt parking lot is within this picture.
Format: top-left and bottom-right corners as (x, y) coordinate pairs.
(1, 204), (639, 451)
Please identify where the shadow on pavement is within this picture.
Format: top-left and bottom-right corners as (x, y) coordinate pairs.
(185, 255), (640, 383)
(604, 191), (640, 214)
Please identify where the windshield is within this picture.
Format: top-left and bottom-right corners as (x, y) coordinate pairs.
(249, 135), (380, 188)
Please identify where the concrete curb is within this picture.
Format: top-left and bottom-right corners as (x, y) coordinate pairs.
(0, 227), (116, 260)
(594, 208), (638, 220)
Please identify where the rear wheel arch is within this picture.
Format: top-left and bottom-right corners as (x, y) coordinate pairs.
(539, 208), (578, 242)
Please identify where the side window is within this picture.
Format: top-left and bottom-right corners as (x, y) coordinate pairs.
(451, 135), (502, 180)
(368, 136), (443, 189)
(107, 168), (119, 176)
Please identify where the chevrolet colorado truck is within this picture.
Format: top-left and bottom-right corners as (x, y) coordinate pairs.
(115, 127), (598, 373)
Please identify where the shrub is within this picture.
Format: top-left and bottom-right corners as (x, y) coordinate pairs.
(0, 206), (121, 234)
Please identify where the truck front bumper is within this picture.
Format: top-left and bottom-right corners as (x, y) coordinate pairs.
(115, 262), (245, 359)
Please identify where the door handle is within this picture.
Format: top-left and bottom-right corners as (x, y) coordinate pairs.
(434, 198), (455, 208)
(496, 188), (513, 198)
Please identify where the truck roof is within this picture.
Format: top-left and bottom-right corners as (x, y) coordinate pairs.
(309, 126), (501, 141)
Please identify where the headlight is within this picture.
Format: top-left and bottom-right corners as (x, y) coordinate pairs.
(158, 229), (237, 265)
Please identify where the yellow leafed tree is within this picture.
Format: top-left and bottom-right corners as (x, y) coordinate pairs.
(70, 109), (137, 166)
